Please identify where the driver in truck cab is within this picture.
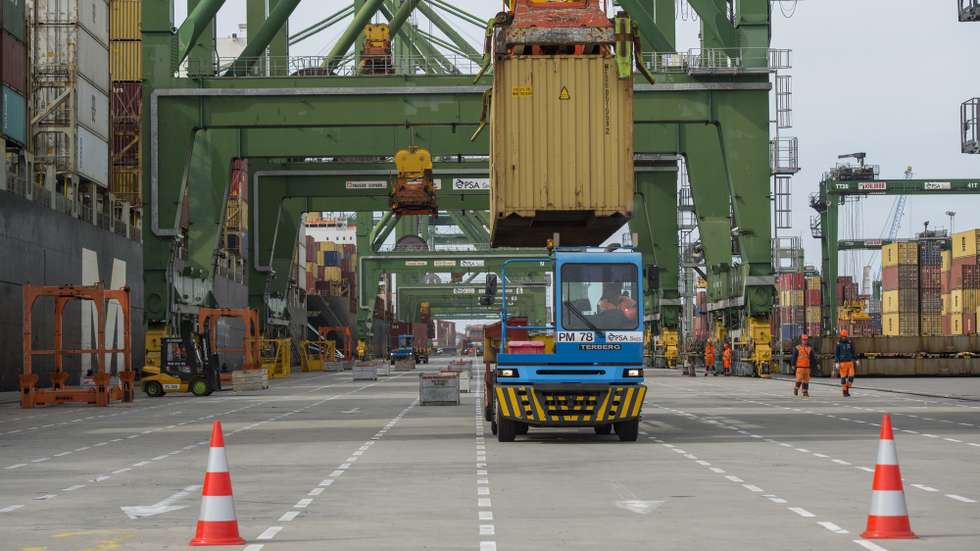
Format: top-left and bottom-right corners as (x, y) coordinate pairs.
(597, 295), (634, 330)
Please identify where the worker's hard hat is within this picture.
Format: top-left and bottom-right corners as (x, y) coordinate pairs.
(840, 329), (849, 338)
(801, 335), (809, 341)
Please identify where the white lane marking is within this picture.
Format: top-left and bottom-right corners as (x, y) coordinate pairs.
(62, 485), (87, 492)
(813, 453), (829, 458)
(478, 486), (491, 496)
(743, 484), (764, 493)
(329, 470), (344, 478)
(132, 461), (151, 467)
(857, 466), (875, 473)
(945, 438), (963, 443)
(0, 505), (25, 513)
(696, 460), (711, 466)
(853, 539), (889, 551)
(279, 511), (300, 522)
(480, 542), (497, 551)
(946, 494), (978, 503)
(121, 485), (200, 519)
(911, 484), (938, 492)
(257, 527), (283, 540)
(818, 521), (849, 534)
(788, 507), (815, 518)
(709, 467), (726, 474)
(308, 488), (324, 496)
(922, 434), (939, 438)
(795, 448), (811, 453)
(339, 463), (352, 469)
(480, 525), (496, 535)
(31, 457), (50, 463)
(151, 455), (168, 461)
(295, 498), (313, 508)
(832, 459), (852, 466)
(479, 511), (493, 521)
(34, 495), (57, 501)
(112, 468), (133, 474)
(766, 496), (788, 504)
(53, 451), (72, 457)
(724, 475), (744, 483)
(319, 479), (335, 487)
(5, 464), (26, 470)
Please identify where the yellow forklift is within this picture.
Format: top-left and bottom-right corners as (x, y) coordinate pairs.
(141, 326), (221, 397)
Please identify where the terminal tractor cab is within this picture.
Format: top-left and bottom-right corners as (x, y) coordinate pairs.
(141, 325), (221, 398)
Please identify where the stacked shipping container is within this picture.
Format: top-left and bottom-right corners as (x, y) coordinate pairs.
(32, 0), (111, 188)
(303, 239), (360, 313)
(109, 0), (141, 204)
(918, 238), (944, 336)
(804, 276), (821, 337)
(1, 0), (28, 147)
(776, 273), (805, 342)
(950, 229), (980, 336)
(223, 159), (248, 256)
(881, 242), (920, 336)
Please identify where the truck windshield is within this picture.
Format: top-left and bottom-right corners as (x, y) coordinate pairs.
(560, 263), (638, 331)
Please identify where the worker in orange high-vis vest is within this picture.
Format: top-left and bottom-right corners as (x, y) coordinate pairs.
(835, 329), (857, 397)
(704, 341), (716, 376)
(790, 335), (817, 398)
(722, 342), (733, 376)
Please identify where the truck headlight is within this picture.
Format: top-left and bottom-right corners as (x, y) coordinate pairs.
(624, 368), (644, 377)
(497, 368), (519, 378)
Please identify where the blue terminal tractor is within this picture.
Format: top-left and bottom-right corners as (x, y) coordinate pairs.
(483, 247), (647, 442)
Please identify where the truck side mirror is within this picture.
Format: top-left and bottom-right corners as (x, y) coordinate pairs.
(646, 266), (660, 290)
(480, 274), (498, 307)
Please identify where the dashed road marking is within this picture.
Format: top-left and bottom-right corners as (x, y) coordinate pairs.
(818, 521), (849, 534)
(257, 526), (283, 540)
(279, 511), (300, 522)
(788, 507), (815, 518)
(946, 494), (978, 503)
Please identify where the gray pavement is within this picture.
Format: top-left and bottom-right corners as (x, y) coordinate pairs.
(1, 361), (979, 550)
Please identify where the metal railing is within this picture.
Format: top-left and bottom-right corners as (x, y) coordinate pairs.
(53, 193), (74, 215)
(96, 211), (111, 231)
(770, 137), (800, 175)
(960, 0), (980, 21)
(962, 98), (979, 154)
(642, 48), (791, 74)
(5, 172), (29, 199)
(188, 55), (485, 79)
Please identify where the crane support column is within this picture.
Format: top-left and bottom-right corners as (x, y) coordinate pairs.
(175, 0), (226, 67)
(229, 0), (302, 75)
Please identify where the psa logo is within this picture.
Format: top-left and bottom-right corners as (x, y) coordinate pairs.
(605, 332), (643, 343)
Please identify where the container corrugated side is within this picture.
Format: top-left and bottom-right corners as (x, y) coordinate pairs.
(1, 0), (26, 42)
(1, 84), (26, 145)
(110, 166), (140, 203)
(110, 0), (139, 40)
(953, 229), (980, 260)
(77, 125), (109, 187)
(1, 30), (27, 94)
(35, 0), (109, 46)
(490, 55), (633, 247)
(110, 39), (141, 81)
(76, 77), (110, 140)
(35, 25), (110, 92)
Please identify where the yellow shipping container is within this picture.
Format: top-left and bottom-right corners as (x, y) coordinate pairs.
(920, 314), (943, 337)
(779, 290), (804, 307)
(110, 40), (142, 81)
(881, 241), (918, 268)
(805, 306), (821, 324)
(952, 229), (980, 260)
(942, 250), (952, 273)
(882, 290), (898, 313)
(319, 242), (337, 252)
(324, 266), (342, 283)
(805, 276), (821, 291)
(951, 289), (980, 314)
(942, 293), (950, 316)
(490, 55), (633, 247)
(110, 167), (141, 204)
(952, 314), (964, 336)
(110, 0), (141, 41)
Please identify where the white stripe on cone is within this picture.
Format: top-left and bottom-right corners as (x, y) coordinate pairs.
(875, 440), (898, 466)
(869, 491), (909, 517)
(207, 447), (229, 473)
(198, 495), (238, 522)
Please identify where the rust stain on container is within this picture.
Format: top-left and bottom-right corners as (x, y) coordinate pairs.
(0, 30), (27, 94)
(490, 55), (633, 247)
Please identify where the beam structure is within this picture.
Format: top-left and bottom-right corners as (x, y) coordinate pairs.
(228, 0), (303, 75)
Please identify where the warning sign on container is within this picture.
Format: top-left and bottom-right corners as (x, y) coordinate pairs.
(559, 87), (571, 101)
(512, 86), (532, 96)
(346, 181), (387, 190)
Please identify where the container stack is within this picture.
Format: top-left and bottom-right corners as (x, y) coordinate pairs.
(777, 273), (805, 343)
(950, 229), (980, 336)
(918, 238), (944, 336)
(804, 275), (821, 337)
(942, 250), (952, 335)
(223, 159), (248, 256)
(305, 240), (358, 301)
(109, 0), (141, 205)
(691, 289), (709, 343)
(1, 0), (28, 149)
(33, 0), (111, 190)
(881, 242), (920, 336)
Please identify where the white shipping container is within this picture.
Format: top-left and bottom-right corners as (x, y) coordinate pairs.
(75, 77), (109, 140)
(35, 0), (110, 46)
(77, 125), (108, 187)
(34, 26), (110, 92)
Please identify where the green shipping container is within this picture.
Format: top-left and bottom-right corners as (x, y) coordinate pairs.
(1, 85), (26, 145)
(1, 0), (26, 42)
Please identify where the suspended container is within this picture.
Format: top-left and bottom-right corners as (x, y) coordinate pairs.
(490, 55), (634, 247)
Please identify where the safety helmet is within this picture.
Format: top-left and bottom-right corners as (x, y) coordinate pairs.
(801, 335), (809, 341)
(840, 329), (849, 338)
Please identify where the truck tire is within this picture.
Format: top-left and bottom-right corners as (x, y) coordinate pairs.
(496, 405), (516, 442)
(594, 424), (613, 435)
(614, 419), (640, 442)
(190, 378), (210, 397)
(144, 381), (164, 398)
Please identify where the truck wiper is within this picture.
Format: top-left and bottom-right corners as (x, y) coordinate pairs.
(563, 301), (602, 334)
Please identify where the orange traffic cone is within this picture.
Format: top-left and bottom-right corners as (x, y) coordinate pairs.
(190, 421), (246, 546)
(861, 414), (917, 539)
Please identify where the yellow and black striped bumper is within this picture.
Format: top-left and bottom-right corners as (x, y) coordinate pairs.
(495, 385), (647, 426)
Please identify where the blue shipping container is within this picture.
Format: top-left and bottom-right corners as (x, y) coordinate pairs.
(1, 85), (26, 145)
(324, 251), (340, 266)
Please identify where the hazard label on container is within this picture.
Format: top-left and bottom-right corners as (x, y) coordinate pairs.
(512, 85), (532, 96)
(559, 87), (571, 100)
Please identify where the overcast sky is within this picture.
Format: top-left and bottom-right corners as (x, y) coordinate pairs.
(179, 1), (980, 283)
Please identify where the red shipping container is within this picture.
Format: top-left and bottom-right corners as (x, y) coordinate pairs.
(111, 82), (142, 122)
(951, 256), (980, 289)
(1, 31), (27, 94)
(805, 289), (822, 307)
(968, 314), (978, 336)
(942, 315), (951, 336)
